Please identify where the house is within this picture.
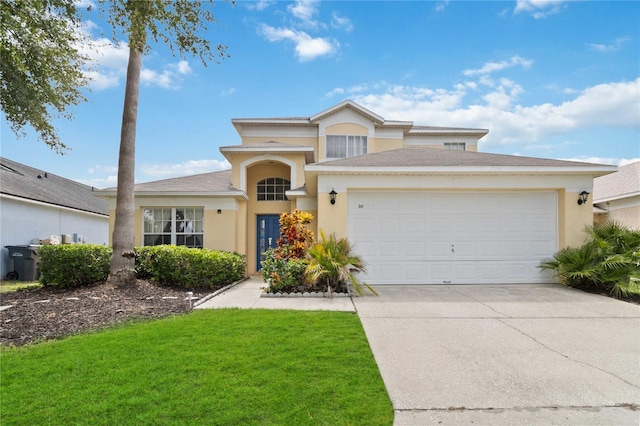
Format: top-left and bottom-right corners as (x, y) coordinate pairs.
(0, 157), (109, 279)
(98, 100), (615, 285)
(593, 161), (640, 229)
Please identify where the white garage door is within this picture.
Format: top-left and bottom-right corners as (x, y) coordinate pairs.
(348, 191), (557, 284)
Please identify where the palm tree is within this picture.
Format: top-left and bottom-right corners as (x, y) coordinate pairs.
(102, 0), (229, 286)
(305, 231), (378, 296)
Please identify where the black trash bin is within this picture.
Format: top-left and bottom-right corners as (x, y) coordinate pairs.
(5, 245), (40, 281)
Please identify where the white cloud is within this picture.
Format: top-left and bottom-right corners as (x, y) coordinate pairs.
(514, 0), (567, 18)
(288, 0), (320, 27)
(588, 37), (630, 53)
(176, 60), (192, 75)
(77, 174), (118, 189)
(435, 1), (449, 12)
(331, 77), (639, 150)
(244, 0), (273, 11)
(221, 87), (236, 96)
(139, 159), (231, 179)
(259, 24), (337, 61)
(463, 56), (533, 76)
(88, 164), (118, 174)
(77, 22), (195, 90)
(331, 12), (354, 32)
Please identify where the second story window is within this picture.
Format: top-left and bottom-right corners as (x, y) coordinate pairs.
(257, 177), (290, 201)
(444, 142), (466, 151)
(326, 135), (367, 158)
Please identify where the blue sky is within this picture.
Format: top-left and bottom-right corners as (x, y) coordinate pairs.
(1, 0), (639, 188)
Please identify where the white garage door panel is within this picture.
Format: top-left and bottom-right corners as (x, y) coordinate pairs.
(348, 191), (557, 285)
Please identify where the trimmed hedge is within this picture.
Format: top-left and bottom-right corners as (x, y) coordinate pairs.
(38, 244), (111, 288)
(135, 245), (246, 289)
(37, 244), (246, 289)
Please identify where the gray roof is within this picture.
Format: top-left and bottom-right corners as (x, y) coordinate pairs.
(0, 157), (108, 216)
(593, 161), (640, 202)
(100, 169), (236, 193)
(309, 147), (614, 170)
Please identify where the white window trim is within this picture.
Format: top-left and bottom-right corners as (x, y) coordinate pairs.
(142, 207), (204, 247)
(257, 177), (291, 201)
(325, 135), (368, 160)
(444, 142), (466, 151)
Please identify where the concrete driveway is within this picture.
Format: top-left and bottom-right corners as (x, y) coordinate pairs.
(352, 284), (640, 425)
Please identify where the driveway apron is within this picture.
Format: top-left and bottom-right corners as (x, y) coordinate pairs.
(353, 284), (640, 425)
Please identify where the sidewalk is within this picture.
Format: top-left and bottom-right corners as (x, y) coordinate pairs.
(194, 276), (356, 312)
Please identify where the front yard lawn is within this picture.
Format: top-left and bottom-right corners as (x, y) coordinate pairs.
(1, 309), (393, 425)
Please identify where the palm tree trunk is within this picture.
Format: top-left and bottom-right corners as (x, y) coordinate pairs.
(107, 42), (142, 286)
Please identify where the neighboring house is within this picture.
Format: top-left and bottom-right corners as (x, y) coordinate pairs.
(98, 100), (615, 285)
(0, 157), (109, 279)
(593, 161), (640, 229)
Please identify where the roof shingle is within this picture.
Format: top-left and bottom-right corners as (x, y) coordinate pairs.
(0, 157), (108, 215)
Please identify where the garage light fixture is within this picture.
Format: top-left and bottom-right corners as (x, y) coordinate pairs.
(329, 188), (337, 205)
(577, 191), (589, 205)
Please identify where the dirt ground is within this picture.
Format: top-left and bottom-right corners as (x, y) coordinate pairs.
(0, 280), (213, 347)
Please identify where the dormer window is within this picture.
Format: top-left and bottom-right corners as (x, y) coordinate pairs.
(444, 142), (466, 151)
(326, 135), (367, 159)
(257, 177), (290, 201)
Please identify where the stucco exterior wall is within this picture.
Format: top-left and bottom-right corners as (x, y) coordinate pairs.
(107, 196), (241, 252)
(1, 196), (109, 279)
(560, 190), (594, 248)
(594, 197), (640, 229)
(230, 153), (307, 192)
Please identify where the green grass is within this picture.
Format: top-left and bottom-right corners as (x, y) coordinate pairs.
(1, 309), (393, 425)
(0, 280), (42, 293)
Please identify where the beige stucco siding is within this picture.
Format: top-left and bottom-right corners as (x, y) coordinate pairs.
(594, 197), (640, 229)
(229, 153), (307, 192)
(559, 190), (594, 248)
(106, 196), (241, 252)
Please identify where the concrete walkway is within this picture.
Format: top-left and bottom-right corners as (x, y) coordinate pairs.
(195, 276), (355, 312)
(195, 278), (640, 425)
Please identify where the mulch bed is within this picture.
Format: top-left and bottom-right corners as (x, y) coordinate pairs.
(0, 280), (213, 347)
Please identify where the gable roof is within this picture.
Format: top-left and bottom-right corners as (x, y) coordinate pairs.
(310, 100), (386, 124)
(231, 100), (487, 137)
(97, 169), (241, 196)
(0, 157), (108, 216)
(305, 147), (616, 176)
(593, 161), (640, 202)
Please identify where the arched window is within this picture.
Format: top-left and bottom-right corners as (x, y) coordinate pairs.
(257, 177), (290, 201)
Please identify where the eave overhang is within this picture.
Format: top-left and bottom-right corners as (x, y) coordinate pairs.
(95, 190), (248, 200)
(220, 143), (315, 163)
(593, 191), (640, 204)
(304, 165), (617, 177)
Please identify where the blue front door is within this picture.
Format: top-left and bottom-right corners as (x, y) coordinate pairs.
(257, 215), (280, 270)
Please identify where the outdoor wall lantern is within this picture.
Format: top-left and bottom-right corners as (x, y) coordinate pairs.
(329, 188), (337, 205)
(577, 191), (590, 205)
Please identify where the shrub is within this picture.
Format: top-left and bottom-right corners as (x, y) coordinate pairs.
(276, 210), (314, 259)
(38, 244), (111, 288)
(540, 221), (640, 298)
(306, 231), (378, 296)
(260, 248), (308, 293)
(135, 245), (246, 289)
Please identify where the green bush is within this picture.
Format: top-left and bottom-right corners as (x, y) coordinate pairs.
(135, 245), (246, 289)
(260, 248), (308, 293)
(38, 244), (111, 288)
(540, 221), (640, 298)
(38, 244), (246, 289)
(306, 231), (378, 296)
